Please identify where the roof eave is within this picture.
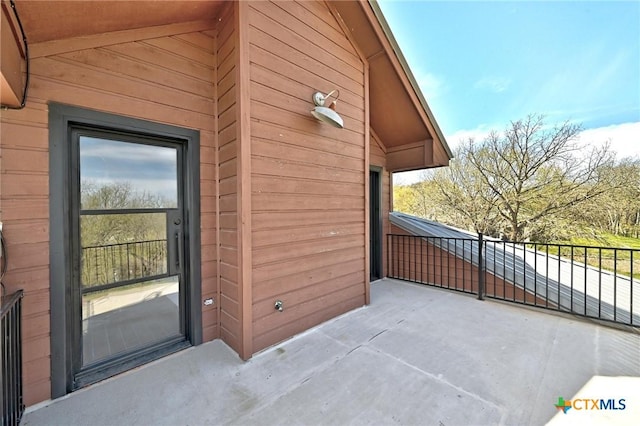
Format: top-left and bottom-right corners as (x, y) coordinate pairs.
(367, 0), (453, 160)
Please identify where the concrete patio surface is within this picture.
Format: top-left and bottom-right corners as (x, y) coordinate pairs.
(23, 279), (640, 426)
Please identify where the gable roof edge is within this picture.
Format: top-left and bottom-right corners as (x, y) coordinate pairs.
(367, 0), (453, 159)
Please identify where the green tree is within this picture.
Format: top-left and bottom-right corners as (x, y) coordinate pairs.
(81, 181), (169, 246)
(393, 176), (454, 222)
(80, 182), (171, 286)
(392, 184), (418, 216)
(575, 158), (640, 238)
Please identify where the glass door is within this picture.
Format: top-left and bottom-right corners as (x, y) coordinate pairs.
(71, 131), (189, 387)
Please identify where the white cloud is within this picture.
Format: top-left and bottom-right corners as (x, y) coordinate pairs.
(444, 126), (494, 151)
(393, 169), (426, 186)
(394, 125), (492, 185)
(444, 121), (640, 158)
(474, 76), (511, 93)
(394, 121), (640, 186)
(416, 72), (445, 99)
(576, 122), (640, 160)
(84, 177), (177, 202)
(81, 137), (176, 163)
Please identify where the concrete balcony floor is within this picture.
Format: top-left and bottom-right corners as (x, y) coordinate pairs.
(23, 279), (640, 425)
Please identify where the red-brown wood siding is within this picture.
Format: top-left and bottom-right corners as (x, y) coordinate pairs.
(247, 0), (367, 353)
(0, 22), (217, 406)
(390, 225), (548, 304)
(370, 130), (390, 278)
(216, 3), (241, 355)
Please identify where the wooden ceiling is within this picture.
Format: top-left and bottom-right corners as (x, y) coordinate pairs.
(15, 0), (224, 44)
(332, 0), (451, 168)
(332, 1), (427, 146)
(10, 0), (450, 169)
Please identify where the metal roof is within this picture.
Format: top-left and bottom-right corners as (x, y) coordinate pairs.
(390, 212), (477, 239)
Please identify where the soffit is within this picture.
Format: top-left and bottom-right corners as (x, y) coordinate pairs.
(14, 0), (224, 44)
(369, 56), (429, 146)
(331, 0), (452, 167)
(11, 0), (450, 170)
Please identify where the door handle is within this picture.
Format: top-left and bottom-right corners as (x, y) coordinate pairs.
(175, 231), (183, 271)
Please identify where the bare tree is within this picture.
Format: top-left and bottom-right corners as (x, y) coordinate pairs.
(440, 114), (616, 241)
(576, 158), (640, 237)
(433, 146), (502, 235)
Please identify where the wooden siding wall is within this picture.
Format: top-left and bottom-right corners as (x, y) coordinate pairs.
(247, 0), (367, 352)
(216, 3), (242, 355)
(389, 225), (548, 304)
(0, 22), (218, 405)
(370, 130), (390, 278)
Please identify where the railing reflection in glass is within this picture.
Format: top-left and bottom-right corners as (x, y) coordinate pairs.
(81, 239), (167, 288)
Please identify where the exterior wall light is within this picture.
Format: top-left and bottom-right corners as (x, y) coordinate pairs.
(311, 90), (344, 129)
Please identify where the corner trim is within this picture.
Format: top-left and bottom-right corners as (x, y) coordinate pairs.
(234, 1), (253, 359)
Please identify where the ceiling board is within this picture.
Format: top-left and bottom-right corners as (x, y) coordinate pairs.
(15, 0), (224, 43)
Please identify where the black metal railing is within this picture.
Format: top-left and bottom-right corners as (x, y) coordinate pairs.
(1, 290), (25, 426)
(387, 235), (481, 296)
(81, 239), (167, 288)
(387, 234), (640, 328)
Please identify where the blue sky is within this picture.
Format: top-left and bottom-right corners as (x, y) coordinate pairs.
(80, 137), (177, 205)
(378, 1), (640, 181)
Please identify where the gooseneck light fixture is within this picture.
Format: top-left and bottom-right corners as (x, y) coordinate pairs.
(311, 90), (344, 129)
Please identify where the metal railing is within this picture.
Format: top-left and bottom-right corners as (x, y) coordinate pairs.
(1, 290), (25, 426)
(82, 239), (167, 288)
(387, 234), (640, 328)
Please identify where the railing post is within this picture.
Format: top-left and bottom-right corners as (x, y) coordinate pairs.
(478, 233), (484, 300)
(1, 290), (25, 426)
(386, 234), (389, 279)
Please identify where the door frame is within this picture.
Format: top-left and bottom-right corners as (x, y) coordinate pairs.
(369, 167), (383, 281)
(49, 103), (202, 398)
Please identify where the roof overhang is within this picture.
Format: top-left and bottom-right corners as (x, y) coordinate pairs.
(3, 0), (226, 108)
(331, 0), (453, 172)
(12, 0), (225, 44)
(1, 1), (25, 107)
(5, 0), (452, 172)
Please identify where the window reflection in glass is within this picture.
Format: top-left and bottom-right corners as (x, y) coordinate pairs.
(80, 137), (177, 209)
(82, 276), (180, 366)
(80, 213), (167, 288)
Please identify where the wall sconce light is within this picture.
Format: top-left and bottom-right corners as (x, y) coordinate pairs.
(311, 90), (344, 129)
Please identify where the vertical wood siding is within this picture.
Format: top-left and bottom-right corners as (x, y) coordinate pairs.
(247, 0), (367, 352)
(0, 23), (217, 405)
(216, 4), (241, 353)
